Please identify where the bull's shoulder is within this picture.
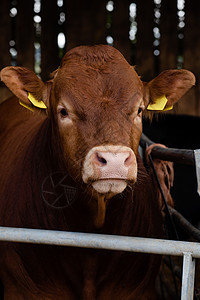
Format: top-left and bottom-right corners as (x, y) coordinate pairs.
(0, 96), (47, 138)
(0, 96), (47, 176)
(0, 96), (35, 131)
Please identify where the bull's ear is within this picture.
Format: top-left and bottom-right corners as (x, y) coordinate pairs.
(0, 66), (48, 112)
(146, 69), (195, 111)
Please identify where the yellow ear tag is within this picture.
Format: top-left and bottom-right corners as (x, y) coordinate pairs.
(163, 104), (173, 111)
(19, 100), (35, 112)
(28, 92), (47, 109)
(147, 95), (173, 111)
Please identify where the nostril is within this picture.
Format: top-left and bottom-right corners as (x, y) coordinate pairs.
(96, 153), (107, 165)
(124, 152), (134, 167)
(125, 155), (130, 164)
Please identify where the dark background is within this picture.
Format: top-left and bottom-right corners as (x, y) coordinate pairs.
(0, 0), (200, 222)
(0, 0), (200, 116)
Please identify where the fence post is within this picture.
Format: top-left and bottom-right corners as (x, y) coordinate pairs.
(0, 1), (11, 69)
(65, 0), (107, 51)
(16, 0), (34, 70)
(160, 0), (178, 71)
(181, 252), (195, 300)
(41, 0), (59, 81)
(135, 0), (155, 80)
(112, 0), (132, 63)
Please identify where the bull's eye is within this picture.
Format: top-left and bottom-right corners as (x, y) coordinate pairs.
(60, 108), (68, 117)
(137, 107), (142, 115)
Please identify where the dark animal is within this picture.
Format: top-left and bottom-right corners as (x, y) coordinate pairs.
(0, 45), (195, 299)
(143, 114), (200, 225)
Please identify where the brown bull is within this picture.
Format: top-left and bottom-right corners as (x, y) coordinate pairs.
(0, 45), (195, 299)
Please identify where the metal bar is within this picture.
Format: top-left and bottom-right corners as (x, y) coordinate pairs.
(140, 133), (195, 165)
(181, 253), (196, 300)
(0, 227), (200, 257)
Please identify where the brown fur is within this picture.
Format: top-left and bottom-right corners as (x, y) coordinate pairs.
(146, 144), (174, 211)
(0, 45), (195, 299)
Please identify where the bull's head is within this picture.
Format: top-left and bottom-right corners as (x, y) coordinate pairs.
(1, 45), (195, 227)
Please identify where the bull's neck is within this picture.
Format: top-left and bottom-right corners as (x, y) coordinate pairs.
(93, 195), (107, 228)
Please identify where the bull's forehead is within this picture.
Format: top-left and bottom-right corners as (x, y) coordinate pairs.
(54, 66), (143, 112)
(53, 46), (143, 109)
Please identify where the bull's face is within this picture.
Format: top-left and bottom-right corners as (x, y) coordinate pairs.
(0, 45), (195, 225)
(52, 47), (145, 198)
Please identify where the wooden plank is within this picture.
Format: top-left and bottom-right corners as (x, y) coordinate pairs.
(181, 0), (200, 116)
(0, 1), (11, 69)
(160, 0), (178, 71)
(0, 1), (12, 103)
(135, 0), (155, 81)
(16, 0), (34, 70)
(41, 0), (59, 81)
(65, 0), (107, 51)
(112, 0), (132, 63)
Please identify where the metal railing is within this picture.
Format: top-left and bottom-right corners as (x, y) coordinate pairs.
(140, 133), (200, 299)
(140, 133), (195, 166)
(0, 226), (198, 300)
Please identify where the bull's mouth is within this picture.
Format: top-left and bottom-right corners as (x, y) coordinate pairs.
(91, 178), (128, 195)
(82, 145), (137, 198)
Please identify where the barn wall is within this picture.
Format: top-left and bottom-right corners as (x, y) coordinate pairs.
(0, 0), (200, 116)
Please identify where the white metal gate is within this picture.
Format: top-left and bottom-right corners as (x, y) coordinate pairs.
(0, 226), (198, 300)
